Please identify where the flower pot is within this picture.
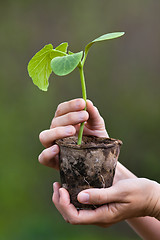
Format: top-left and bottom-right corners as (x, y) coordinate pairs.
(56, 136), (122, 210)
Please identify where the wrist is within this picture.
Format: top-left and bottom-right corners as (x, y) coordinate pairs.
(114, 162), (137, 184)
(153, 182), (160, 221)
(150, 181), (160, 220)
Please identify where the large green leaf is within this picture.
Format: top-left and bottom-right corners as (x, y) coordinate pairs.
(27, 44), (66, 91)
(51, 51), (83, 76)
(55, 42), (68, 53)
(27, 44), (54, 91)
(83, 32), (125, 64)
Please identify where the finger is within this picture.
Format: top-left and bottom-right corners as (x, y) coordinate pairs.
(39, 125), (76, 148)
(77, 203), (124, 226)
(52, 182), (61, 204)
(51, 111), (89, 128)
(77, 185), (125, 205)
(76, 205), (109, 225)
(86, 100), (102, 124)
(38, 144), (59, 169)
(86, 100), (108, 134)
(57, 188), (104, 225)
(54, 99), (86, 118)
(55, 188), (79, 223)
(53, 188), (116, 226)
(69, 203), (124, 226)
(59, 188), (71, 206)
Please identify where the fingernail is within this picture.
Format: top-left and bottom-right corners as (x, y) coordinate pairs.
(76, 99), (83, 108)
(52, 145), (58, 153)
(79, 111), (87, 121)
(66, 126), (73, 135)
(78, 192), (89, 203)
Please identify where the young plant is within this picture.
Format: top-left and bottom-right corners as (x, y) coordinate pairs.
(28, 32), (125, 145)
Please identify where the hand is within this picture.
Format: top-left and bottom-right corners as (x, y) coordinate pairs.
(52, 178), (160, 227)
(38, 98), (108, 169)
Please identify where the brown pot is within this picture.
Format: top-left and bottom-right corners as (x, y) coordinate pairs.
(56, 136), (122, 210)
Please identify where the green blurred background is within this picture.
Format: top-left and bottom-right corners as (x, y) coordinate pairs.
(0, 0), (160, 239)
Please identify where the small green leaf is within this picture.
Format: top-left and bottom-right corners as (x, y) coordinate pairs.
(28, 44), (54, 91)
(92, 32), (125, 43)
(68, 51), (74, 55)
(83, 32), (125, 65)
(55, 42), (68, 53)
(51, 51), (83, 76)
(50, 49), (67, 59)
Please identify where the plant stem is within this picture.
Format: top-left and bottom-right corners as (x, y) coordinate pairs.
(77, 63), (87, 145)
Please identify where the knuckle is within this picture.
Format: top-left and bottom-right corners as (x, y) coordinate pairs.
(96, 193), (102, 204)
(55, 101), (67, 116)
(40, 149), (49, 161)
(52, 195), (58, 206)
(55, 104), (62, 116)
(39, 130), (46, 143)
(99, 116), (105, 124)
(67, 112), (74, 122)
(51, 118), (56, 128)
(68, 217), (79, 225)
(57, 102), (63, 111)
(55, 126), (70, 137)
(53, 127), (60, 136)
(69, 99), (75, 108)
(93, 189), (106, 204)
(94, 106), (98, 112)
(52, 194), (55, 204)
(65, 218), (70, 223)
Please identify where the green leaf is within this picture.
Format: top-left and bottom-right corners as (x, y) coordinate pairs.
(27, 44), (54, 91)
(92, 32), (125, 43)
(27, 44), (67, 91)
(55, 42), (68, 53)
(51, 51), (83, 76)
(50, 49), (67, 59)
(83, 32), (125, 65)
(68, 50), (74, 55)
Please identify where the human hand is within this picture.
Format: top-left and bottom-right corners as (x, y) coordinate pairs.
(52, 178), (160, 226)
(38, 98), (108, 169)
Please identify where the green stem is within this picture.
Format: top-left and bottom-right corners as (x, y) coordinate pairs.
(81, 52), (87, 67)
(77, 63), (87, 145)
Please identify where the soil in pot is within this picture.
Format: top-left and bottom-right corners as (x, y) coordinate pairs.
(56, 135), (122, 210)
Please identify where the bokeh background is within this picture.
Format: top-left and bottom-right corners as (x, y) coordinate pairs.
(0, 0), (160, 239)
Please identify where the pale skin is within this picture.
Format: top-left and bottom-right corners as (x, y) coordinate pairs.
(39, 98), (160, 239)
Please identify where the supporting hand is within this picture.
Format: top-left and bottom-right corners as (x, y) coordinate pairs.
(53, 178), (160, 226)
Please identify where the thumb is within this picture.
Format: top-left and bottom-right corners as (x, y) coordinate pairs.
(77, 186), (121, 205)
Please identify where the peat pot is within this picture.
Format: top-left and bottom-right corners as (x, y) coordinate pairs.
(56, 136), (122, 210)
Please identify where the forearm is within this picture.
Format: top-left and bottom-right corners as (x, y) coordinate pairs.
(116, 162), (160, 240)
(127, 216), (160, 240)
(114, 161), (137, 183)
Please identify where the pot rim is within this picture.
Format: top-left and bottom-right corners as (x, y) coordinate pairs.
(56, 136), (122, 150)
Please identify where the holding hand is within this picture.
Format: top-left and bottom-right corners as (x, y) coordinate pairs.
(38, 98), (108, 169)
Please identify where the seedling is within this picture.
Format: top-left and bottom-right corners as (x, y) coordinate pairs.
(28, 32), (125, 145)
